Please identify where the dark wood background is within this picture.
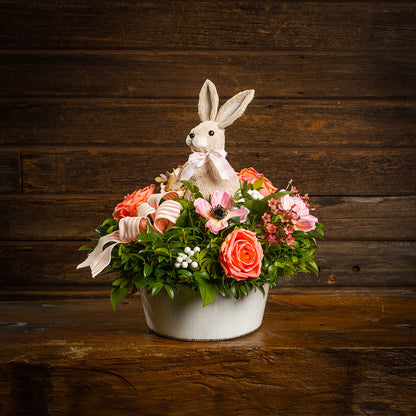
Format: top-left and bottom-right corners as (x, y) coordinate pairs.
(0, 0), (415, 296)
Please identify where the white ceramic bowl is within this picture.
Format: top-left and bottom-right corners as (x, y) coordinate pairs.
(140, 284), (269, 341)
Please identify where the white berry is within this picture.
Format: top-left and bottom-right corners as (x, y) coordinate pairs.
(191, 262), (198, 269)
(181, 261), (188, 268)
(189, 250), (195, 256)
(174, 262), (181, 268)
(184, 247), (191, 254)
(194, 247), (200, 252)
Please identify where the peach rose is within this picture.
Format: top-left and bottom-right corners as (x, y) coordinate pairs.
(219, 229), (263, 281)
(238, 167), (277, 197)
(112, 184), (155, 220)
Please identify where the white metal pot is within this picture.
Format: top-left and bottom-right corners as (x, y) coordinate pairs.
(140, 284), (269, 341)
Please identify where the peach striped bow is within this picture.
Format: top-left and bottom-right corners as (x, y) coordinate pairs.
(77, 192), (182, 278)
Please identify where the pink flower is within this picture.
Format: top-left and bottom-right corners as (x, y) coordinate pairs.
(219, 229), (263, 280)
(278, 194), (318, 232)
(194, 191), (250, 234)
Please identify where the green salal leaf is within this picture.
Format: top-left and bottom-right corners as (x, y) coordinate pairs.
(110, 286), (129, 311)
(253, 176), (265, 190)
(307, 261), (320, 275)
(180, 180), (204, 200)
(143, 263), (153, 278)
(240, 283), (249, 296)
(194, 270), (210, 280)
(265, 190), (290, 202)
(106, 225), (118, 234)
(175, 208), (189, 228)
(78, 245), (92, 251)
(194, 271), (216, 307)
(150, 282), (164, 296)
(230, 285), (240, 300)
(102, 217), (117, 227)
(155, 247), (170, 256)
(180, 180), (198, 193)
(268, 264), (278, 279)
(177, 269), (193, 279)
(112, 277), (126, 286)
(133, 274), (147, 291)
(137, 228), (159, 243)
(164, 284), (175, 299)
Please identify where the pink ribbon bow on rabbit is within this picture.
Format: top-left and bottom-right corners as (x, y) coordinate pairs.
(77, 192), (182, 277)
(180, 149), (236, 181)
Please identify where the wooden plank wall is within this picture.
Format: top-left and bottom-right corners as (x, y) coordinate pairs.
(0, 0), (415, 294)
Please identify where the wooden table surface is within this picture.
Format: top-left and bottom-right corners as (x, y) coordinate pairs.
(1, 290), (415, 415)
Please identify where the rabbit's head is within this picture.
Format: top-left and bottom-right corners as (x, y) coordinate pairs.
(186, 80), (254, 153)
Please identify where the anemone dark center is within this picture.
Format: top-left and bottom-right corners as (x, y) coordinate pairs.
(210, 204), (228, 220)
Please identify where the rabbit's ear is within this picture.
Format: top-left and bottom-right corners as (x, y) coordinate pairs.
(215, 89), (255, 128)
(198, 79), (219, 122)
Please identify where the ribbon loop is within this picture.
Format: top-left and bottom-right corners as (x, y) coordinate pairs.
(180, 149), (236, 181)
(77, 193), (183, 278)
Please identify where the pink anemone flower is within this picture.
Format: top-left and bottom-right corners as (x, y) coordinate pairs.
(194, 191), (250, 234)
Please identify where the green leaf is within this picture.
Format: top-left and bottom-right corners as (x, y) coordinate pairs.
(175, 207), (189, 228)
(150, 282), (164, 296)
(164, 284), (175, 299)
(253, 176), (265, 190)
(78, 245), (92, 251)
(112, 277), (126, 286)
(107, 225), (118, 234)
(194, 270), (210, 280)
(102, 217), (116, 227)
(194, 272), (217, 307)
(155, 247), (170, 256)
(240, 283), (249, 296)
(264, 190), (290, 202)
(177, 269), (193, 279)
(143, 263), (153, 278)
(230, 285), (240, 300)
(307, 261), (320, 275)
(180, 180), (204, 200)
(268, 264), (277, 279)
(110, 286), (129, 311)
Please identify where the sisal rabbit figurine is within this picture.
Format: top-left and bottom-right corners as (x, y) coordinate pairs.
(169, 79), (255, 200)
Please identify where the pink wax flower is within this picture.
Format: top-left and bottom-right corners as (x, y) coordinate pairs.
(194, 191), (249, 234)
(278, 194), (318, 232)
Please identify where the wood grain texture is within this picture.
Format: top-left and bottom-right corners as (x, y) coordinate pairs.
(1, 99), (415, 147)
(0, 151), (19, 193)
(0, 1), (414, 51)
(0, 0), (414, 298)
(0, 294), (415, 415)
(1, 240), (414, 289)
(1, 51), (415, 99)
(1, 195), (415, 241)
(20, 147), (416, 195)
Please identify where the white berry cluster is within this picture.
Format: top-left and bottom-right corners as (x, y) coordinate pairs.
(247, 189), (264, 200)
(175, 246), (200, 269)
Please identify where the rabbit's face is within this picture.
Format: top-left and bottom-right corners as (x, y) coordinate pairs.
(186, 121), (225, 153)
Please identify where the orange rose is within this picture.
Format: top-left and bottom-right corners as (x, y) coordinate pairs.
(238, 167), (277, 197)
(219, 229), (263, 281)
(113, 185), (155, 220)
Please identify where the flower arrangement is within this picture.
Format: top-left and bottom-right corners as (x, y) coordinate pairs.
(78, 167), (323, 310)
